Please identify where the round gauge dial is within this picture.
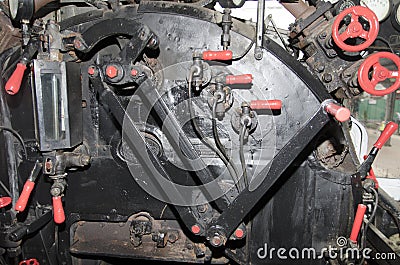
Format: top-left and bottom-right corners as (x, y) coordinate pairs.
(391, 3), (400, 31)
(361, 0), (392, 22)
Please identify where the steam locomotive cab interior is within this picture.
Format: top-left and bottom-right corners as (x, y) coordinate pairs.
(0, 0), (399, 264)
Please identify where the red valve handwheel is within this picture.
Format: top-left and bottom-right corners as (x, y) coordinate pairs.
(358, 52), (400, 96)
(332, 6), (379, 52)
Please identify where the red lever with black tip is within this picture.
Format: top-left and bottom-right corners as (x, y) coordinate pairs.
(15, 161), (42, 212)
(5, 63), (27, 95)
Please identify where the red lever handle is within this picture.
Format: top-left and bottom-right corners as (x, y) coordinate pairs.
(15, 180), (35, 212)
(250, 100), (282, 110)
(349, 204), (367, 242)
(374, 121), (398, 149)
(5, 63), (27, 95)
(324, 102), (351, 122)
(226, 74), (253, 85)
(52, 196), (65, 224)
(0, 197), (12, 208)
(19, 259), (39, 265)
(202, 50), (233, 61)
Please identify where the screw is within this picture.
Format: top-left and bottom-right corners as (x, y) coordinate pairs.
(319, 32), (327, 39)
(197, 204), (207, 213)
(322, 73), (333, 83)
(211, 235), (223, 247)
(314, 63), (324, 73)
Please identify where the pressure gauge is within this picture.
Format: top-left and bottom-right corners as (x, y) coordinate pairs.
(8, 0), (34, 21)
(361, 0), (392, 22)
(334, 0), (359, 15)
(391, 3), (400, 31)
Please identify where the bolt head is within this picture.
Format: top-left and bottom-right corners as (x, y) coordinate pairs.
(234, 228), (245, 239)
(106, 65), (119, 79)
(211, 235), (222, 247)
(130, 69), (138, 76)
(191, 225), (201, 235)
(88, 66), (95, 76)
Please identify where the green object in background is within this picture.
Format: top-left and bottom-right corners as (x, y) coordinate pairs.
(358, 98), (400, 121)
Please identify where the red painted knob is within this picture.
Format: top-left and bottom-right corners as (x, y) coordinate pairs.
(324, 103), (351, 122)
(106, 65), (119, 79)
(332, 6), (379, 52)
(374, 121), (398, 149)
(226, 74), (253, 85)
(250, 100), (282, 110)
(349, 204), (367, 242)
(234, 228), (245, 239)
(191, 224), (201, 235)
(202, 50), (233, 61)
(5, 63), (27, 95)
(52, 196), (65, 224)
(358, 52), (400, 96)
(0, 197), (12, 208)
(19, 259), (39, 265)
(15, 180), (35, 212)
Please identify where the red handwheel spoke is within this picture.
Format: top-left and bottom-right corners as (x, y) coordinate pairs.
(370, 77), (379, 87)
(350, 13), (359, 22)
(339, 32), (349, 42)
(389, 71), (399, 78)
(359, 30), (369, 40)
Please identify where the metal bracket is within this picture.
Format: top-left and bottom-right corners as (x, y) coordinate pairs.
(205, 106), (332, 244)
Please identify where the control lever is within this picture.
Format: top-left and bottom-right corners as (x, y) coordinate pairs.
(5, 39), (39, 95)
(250, 100), (282, 110)
(356, 122), (398, 180)
(349, 204), (367, 243)
(15, 161), (42, 212)
(225, 74), (253, 85)
(323, 101), (351, 122)
(202, 50), (233, 61)
(52, 196), (65, 224)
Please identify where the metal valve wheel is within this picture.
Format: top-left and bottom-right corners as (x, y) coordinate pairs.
(332, 6), (379, 52)
(358, 52), (400, 96)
